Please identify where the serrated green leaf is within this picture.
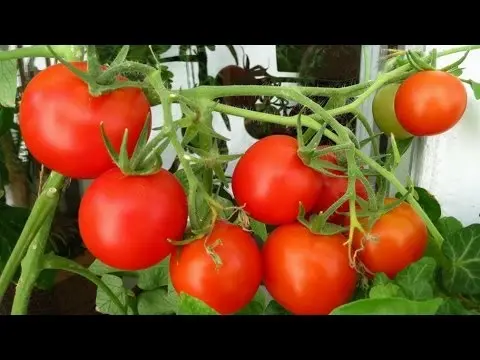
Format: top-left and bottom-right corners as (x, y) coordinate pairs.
(436, 216), (463, 238)
(330, 297), (443, 315)
(0, 59), (17, 108)
(441, 224), (480, 295)
(369, 283), (404, 299)
(177, 292), (219, 315)
(395, 257), (437, 301)
(250, 218), (267, 242)
(264, 300), (291, 315)
(436, 298), (473, 315)
(469, 81), (480, 100)
(88, 259), (120, 276)
(95, 274), (129, 315)
(137, 256), (170, 290)
(236, 287), (267, 315)
(414, 187), (441, 223)
(372, 273), (391, 286)
(137, 287), (177, 315)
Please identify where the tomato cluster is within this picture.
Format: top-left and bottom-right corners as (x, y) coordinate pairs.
(373, 70), (468, 138)
(19, 60), (430, 316)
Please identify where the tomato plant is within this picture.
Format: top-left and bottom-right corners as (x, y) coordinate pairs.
(352, 198), (428, 279)
(394, 70), (468, 136)
(19, 61), (151, 179)
(2, 45), (480, 316)
(78, 167), (188, 271)
(372, 83), (412, 140)
(169, 221), (262, 315)
(311, 146), (368, 225)
(262, 222), (357, 315)
(232, 135), (323, 225)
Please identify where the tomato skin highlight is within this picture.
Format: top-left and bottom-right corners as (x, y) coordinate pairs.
(312, 146), (368, 225)
(352, 198), (428, 279)
(372, 83), (412, 140)
(169, 221), (263, 315)
(263, 223), (357, 315)
(79, 168), (188, 271)
(232, 135), (323, 225)
(394, 70), (467, 136)
(19, 62), (151, 179)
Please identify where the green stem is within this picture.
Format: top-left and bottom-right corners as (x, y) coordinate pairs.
(11, 192), (59, 315)
(42, 254), (127, 315)
(0, 172), (65, 303)
(183, 81), (372, 100)
(0, 45), (83, 62)
(355, 150), (446, 250)
(147, 71), (206, 230)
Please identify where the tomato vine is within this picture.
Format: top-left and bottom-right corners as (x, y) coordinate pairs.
(0, 44), (480, 315)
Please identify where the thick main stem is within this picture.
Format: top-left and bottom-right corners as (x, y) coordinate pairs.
(0, 172), (65, 302)
(11, 190), (59, 315)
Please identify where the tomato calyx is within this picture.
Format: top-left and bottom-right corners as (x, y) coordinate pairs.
(99, 114), (165, 176)
(47, 45), (154, 97)
(298, 204), (348, 236)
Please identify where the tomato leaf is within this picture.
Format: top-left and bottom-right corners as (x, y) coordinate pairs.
(372, 272), (390, 285)
(413, 187), (442, 223)
(264, 300), (291, 315)
(177, 292), (219, 315)
(236, 287), (268, 315)
(436, 298), (474, 315)
(88, 259), (120, 276)
(0, 58), (18, 108)
(441, 224), (480, 295)
(395, 257), (437, 301)
(0, 107), (14, 137)
(95, 274), (129, 315)
(0, 204), (29, 274)
(250, 218), (267, 242)
(137, 287), (177, 315)
(137, 256), (170, 291)
(369, 283), (404, 299)
(469, 80), (480, 100)
(394, 137), (414, 157)
(436, 216), (463, 239)
(330, 297), (443, 315)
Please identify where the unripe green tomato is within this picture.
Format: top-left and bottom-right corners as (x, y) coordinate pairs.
(372, 83), (413, 140)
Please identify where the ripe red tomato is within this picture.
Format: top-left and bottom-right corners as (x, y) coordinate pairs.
(312, 146), (368, 225)
(262, 222), (357, 315)
(169, 221), (263, 315)
(352, 198), (428, 279)
(394, 70), (467, 136)
(372, 83), (412, 140)
(19, 62), (151, 179)
(79, 167), (188, 271)
(232, 135), (323, 225)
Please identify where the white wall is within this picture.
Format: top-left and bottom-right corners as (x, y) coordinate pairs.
(412, 45), (480, 225)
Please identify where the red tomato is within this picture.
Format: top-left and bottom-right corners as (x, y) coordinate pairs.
(312, 146), (368, 225)
(394, 70), (467, 136)
(262, 222), (357, 315)
(19, 62), (151, 179)
(169, 221), (263, 315)
(352, 198), (428, 279)
(232, 135), (323, 225)
(79, 168), (188, 271)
